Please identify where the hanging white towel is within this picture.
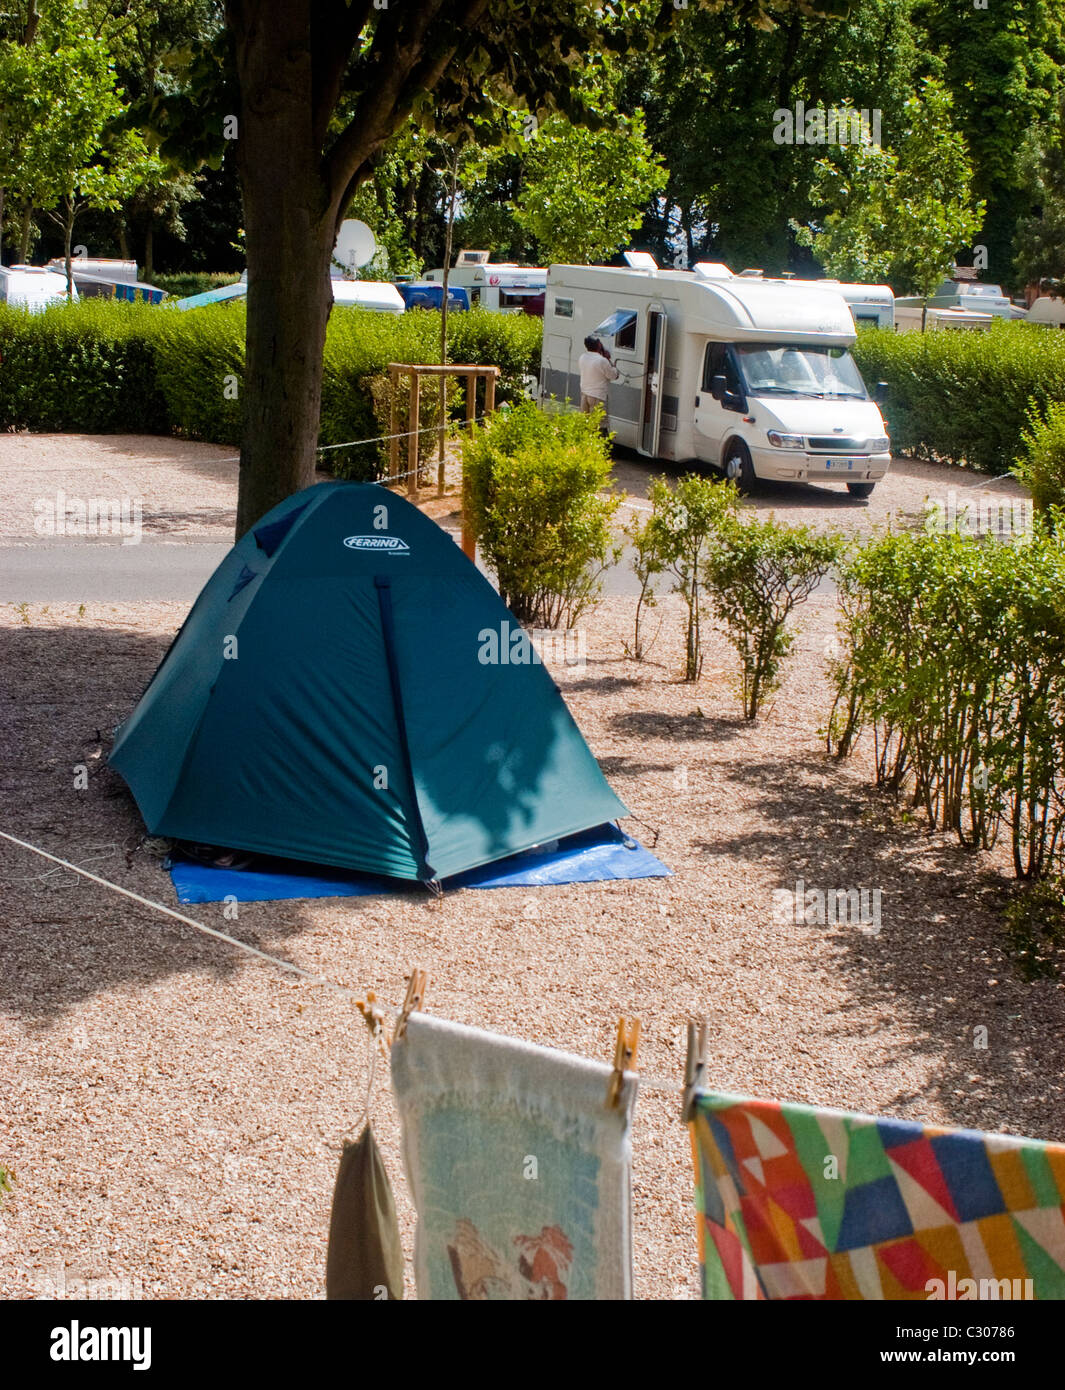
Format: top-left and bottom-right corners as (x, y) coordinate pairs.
(391, 1013), (637, 1300)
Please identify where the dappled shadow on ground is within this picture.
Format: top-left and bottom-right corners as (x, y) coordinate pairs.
(699, 750), (1065, 1140)
(0, 619), (402, 1027)
(140, 507), (236, 534)
(609, 707), (744, 745)
(85, 435), (241, 489)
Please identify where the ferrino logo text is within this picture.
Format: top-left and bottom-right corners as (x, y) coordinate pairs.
(343, 535), (410, 553)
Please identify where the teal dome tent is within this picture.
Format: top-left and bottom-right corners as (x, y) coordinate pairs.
(110, 482), (628, 884)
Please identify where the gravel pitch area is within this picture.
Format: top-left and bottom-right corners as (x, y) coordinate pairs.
(0, 434), (1059, 1302)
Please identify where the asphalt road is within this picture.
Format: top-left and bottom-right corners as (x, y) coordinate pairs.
(0, 537), (233, 604)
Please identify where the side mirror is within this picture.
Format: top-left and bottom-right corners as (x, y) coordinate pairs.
(712, 372), (746, 412)
(873, 380), (889, 404)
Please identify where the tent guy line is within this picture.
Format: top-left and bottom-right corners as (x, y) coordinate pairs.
(0, 828), (394, 1037)
(0, 828), (681, 1095)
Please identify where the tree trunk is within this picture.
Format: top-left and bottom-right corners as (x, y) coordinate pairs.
(144, 220), (154, 281)
(440, 149), (459, 365)
(230, 3), (339, 537)
(63, 204), (75, 300)
(19, 206), (32, 263)
(117, 217), (131, 263)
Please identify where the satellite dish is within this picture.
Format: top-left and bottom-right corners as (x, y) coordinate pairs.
(333, 219), (377, 276)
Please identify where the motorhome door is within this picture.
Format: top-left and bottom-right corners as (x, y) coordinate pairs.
(639, 304), (668, 456)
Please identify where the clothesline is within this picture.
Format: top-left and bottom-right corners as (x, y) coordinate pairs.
(20, 410), (497, 475)
(0, 828), (680, 1093)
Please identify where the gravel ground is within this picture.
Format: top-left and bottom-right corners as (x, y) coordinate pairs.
(0, 429), (1033, 544)
(2, 590), (1063, 1301)
(0, 433), (1057, 1302)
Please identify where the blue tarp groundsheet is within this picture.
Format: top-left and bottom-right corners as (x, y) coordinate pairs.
(167, 822), (670, 904)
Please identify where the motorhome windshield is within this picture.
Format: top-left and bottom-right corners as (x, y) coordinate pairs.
(734, 343), (867, 399)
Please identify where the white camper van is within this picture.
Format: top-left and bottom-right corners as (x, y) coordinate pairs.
(0, 264), (76, 310)
(424, 250), (546, 312)
(540, 257), (891, 496)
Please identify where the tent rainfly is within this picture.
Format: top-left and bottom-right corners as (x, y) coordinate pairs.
(110, 482), (628, 883)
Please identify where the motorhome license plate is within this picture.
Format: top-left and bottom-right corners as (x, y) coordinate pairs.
(820, 458), (858, 471)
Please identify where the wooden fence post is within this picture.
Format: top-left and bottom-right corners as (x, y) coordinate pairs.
(388, 366), (399, 481)
(407, 370), (420, 499)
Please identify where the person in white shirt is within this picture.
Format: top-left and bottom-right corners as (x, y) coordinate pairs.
(577, 336), (619, 413)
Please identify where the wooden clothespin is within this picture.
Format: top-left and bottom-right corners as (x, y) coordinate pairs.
(606, 1016), (640, 1109)
(357, 989), (392, 1052)
(681, 1018), (709, 1123)
(394, 967), (428, 1042)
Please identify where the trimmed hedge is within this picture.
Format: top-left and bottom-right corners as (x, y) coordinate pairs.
(0, 300), (169, 434)
(0, 299), (543, 478)
(853, 321), (1065, 475)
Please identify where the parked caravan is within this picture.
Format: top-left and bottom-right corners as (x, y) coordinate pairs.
(0, 264), (75, 310)
(1027, 295), (1065, 328)
(424, 250), (546, 312)
(918, 279), (1012, 320)
(330, 279), (405, 313)
(782, 279), (894, 328)
(894, 301), (994, 332)
(395, 281), (470, 312)
(540, 256), (891, 496)
(46, 256), (165, 304)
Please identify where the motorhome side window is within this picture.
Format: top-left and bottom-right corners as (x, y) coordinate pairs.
(553, 297), (573, 318)
(702, 342), (739, 393)
(594, 309), (638, 351)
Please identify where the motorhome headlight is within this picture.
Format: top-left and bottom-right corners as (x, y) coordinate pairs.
(767, 431), (804, 450)
(866, 435), (890, 453)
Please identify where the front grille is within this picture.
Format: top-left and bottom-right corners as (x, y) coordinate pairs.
(807, 436), (867, 452)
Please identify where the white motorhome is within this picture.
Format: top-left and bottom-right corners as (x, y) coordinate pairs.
(780, 278), (894, 328)
(424, 250), (546, 312)
(1027, 295), (1065, 328)
(925, 278), (1012, 320)
(894, 301), (993, 332)
(540, 256), (891, 496)
(693, 265), (895, 328)
(0, 264), (76, 310)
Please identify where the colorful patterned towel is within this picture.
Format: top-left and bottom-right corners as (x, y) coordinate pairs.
(391, 1013), (637, 1299)
(691, 1091), (1065, 1300)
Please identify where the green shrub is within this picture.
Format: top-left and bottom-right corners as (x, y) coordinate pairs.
(830, 522), (1065, 879)
(319, 308), (440, 478)
(853, 321), (1065, 474)
(1013, 398), (1065, 520)
(462, 401), (619, 628)
(703, 515), (842, 719)
(0, 299), (542, 475)
(149, 302), (246, 445)
(366, 369), (461, 486)
(1003, 877), (1065, 979)
(0, 300), (168, 433)
(150, 272), (242, 299)
(446, 309), (542, 406)
(639, 474), (740, 681)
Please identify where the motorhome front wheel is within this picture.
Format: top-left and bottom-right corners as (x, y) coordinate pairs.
(847, 482), (876, 499)
(723, 441), (757, 493)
